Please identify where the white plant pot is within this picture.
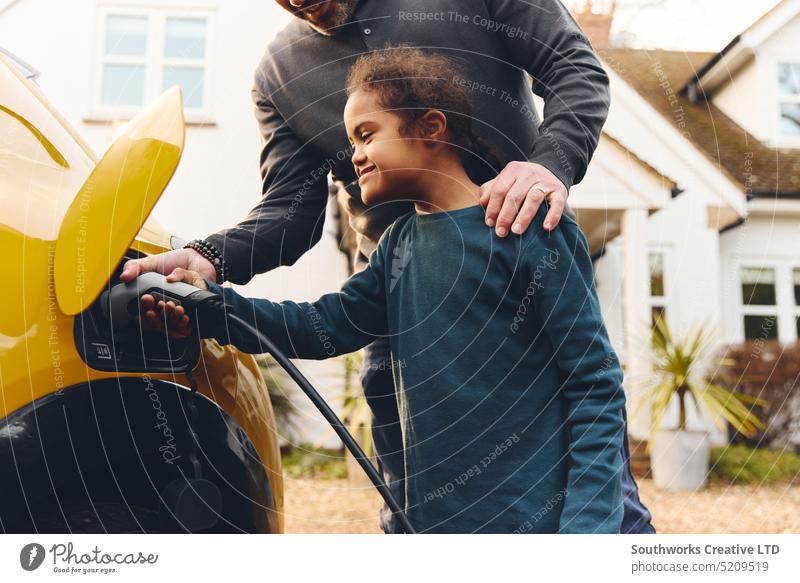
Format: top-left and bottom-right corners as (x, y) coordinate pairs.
(651, 429), (710, 491)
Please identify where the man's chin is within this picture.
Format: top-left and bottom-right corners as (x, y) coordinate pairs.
(300, 0), (359, 35)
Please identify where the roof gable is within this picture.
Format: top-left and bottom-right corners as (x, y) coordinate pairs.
(684, 0), (800, 97)
(600, 47), (800, 197)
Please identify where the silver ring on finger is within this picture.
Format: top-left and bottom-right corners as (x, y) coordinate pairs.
(529, 184), (549, 197)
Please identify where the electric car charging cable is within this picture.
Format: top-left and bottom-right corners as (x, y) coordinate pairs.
(102, 272), (416, 534)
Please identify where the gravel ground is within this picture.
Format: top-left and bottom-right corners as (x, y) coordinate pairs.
(283, 477), (383, 534)
(283, 477), (800, 534)
(638, 479), (800, 534)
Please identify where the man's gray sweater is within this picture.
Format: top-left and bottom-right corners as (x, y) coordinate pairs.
(204, 0), (610, 284)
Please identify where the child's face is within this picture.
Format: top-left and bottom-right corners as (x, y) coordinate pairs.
(344, 89), (428, 206)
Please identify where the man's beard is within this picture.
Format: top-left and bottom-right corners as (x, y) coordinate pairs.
(303, 0), (360, 36)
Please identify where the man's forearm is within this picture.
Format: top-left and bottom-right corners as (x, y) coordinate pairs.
(204, 196), (326, 285)
(486, 0), (611, 189)
(527, 46), (610, 191)
(203, 82), (331, 285)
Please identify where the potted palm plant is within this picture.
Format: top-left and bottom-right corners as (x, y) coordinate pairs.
(636, 318), (764, 490)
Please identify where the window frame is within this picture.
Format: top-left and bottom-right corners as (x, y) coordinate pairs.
(647, 246), (673, 334)
(734, 259), (800, 344)
(774, 59), (800, 146)
(90, 5), (215, 123)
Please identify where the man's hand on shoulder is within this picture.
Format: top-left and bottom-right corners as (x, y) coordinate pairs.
(479, 161), (568, 238)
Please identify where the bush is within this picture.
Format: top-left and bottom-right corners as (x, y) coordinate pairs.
(713, 341), (800, 451)
(710, 444), (800, 484)
(281, 445), (347, 480)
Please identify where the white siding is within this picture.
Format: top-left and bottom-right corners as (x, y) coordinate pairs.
(713, 57), (766, 142)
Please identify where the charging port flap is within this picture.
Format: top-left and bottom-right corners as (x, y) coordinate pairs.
(55, 87), (185, 316)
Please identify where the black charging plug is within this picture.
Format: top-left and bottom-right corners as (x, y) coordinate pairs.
(100, 272), (221, 331)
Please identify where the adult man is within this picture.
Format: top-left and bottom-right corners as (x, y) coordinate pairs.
(122, 0), (654, 534)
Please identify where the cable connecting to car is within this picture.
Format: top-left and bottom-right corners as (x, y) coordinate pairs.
(102, 272), (416, 535)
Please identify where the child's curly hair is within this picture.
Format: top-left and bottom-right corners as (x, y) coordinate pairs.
(346, 44), (503, 185)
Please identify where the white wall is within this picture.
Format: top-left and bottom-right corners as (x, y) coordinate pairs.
(594, 195), (730, 444)
(593, 240), (625, 361)
(646, 194), (730, 444)
(1, 0), (288, 257)
(713, 57), (765, 142)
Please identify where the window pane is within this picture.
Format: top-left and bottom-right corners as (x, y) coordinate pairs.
(651, 305), (667, 343)
(778, 63), (800, 96)
(741, 266), (776, 306)
(101, 64), (145, 106)
(794, 268), (800, 305)
(648, 252), (664, 297)
(781, 103), (800, 136)
(165, 18), (206, 59)
(163, 67), (204, 109)
(743, 315), (778, 341)
(651, 305), (666, 328)
(105, 15), (147, 57)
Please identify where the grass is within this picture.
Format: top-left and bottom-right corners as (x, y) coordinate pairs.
(283, 442), (800, 486)
(710, 444), (800, 485)
(281, 444), (348, 480)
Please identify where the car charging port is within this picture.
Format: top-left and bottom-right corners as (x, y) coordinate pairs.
(73, 250), (201, 374)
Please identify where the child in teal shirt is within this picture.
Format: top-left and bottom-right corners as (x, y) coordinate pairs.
(146, 47), (626, 533)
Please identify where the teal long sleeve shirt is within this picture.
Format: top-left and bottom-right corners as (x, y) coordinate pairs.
(202, 203), (625, 533)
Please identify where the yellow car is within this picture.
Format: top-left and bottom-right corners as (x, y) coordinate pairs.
(0, 49), (283, 533)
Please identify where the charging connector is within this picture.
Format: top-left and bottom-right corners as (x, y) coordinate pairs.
(100, 272), (221, 331)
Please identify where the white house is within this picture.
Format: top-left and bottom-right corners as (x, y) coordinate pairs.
(570, 0), (800, 443)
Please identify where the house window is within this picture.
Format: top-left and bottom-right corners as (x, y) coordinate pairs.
(162, 18), (207, 110)
(95, 10), (212, 119)
(101, 16), (147, 107)
(648, 251), (669, 335)
(740, 266), (779, 341)
(777, 63), (800, 136)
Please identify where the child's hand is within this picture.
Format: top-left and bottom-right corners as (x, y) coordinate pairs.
(137, 268), (207, 339)
(139, 296), (193, 339)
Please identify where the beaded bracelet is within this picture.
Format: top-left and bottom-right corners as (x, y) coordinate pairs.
(184, 239), (229, 283)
